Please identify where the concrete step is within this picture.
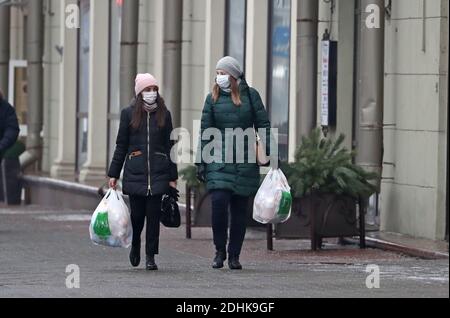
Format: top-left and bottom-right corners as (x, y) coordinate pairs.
(345, 232), (449, 260)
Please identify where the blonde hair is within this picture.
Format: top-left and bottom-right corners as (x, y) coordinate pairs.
(212, 76), (241, 106)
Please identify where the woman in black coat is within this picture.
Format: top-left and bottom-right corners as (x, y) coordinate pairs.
(0, 91), (20, 160)
(108, 74), (178, 271)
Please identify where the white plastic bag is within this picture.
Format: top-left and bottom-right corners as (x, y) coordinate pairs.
(89, 189), (133, 248)
(253, 168), (292, 224)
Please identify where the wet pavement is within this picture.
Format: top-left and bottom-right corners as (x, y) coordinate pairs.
(0, 205), (448, 298)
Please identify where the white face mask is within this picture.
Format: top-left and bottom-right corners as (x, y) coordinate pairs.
(216, 74), (231, 91)
(142, 91), (158, 105)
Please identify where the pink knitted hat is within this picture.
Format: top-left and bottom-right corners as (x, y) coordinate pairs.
(135, 73), (159, 96)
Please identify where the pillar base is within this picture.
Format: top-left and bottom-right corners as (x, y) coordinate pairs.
(79, 165), (107, 184)
(50, 160), (76, 179)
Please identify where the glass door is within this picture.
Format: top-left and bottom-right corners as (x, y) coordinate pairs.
(107, 0), (123, 169)
(267, 0), (291, 162)
(225, 0), (247, 72)
(76, 0), (90, 173)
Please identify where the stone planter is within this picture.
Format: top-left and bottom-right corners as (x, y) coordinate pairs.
(271, 193), (366, 251)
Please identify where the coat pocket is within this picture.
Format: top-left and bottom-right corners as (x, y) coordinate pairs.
(152, 152), (170, 173)
(154, 151), (168, 159)
(124, 148), (145, 175)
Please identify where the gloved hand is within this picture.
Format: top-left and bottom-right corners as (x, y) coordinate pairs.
(196, 164), (206, 183)
(167, 186), (180, 201)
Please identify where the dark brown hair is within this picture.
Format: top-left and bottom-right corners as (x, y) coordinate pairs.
(130, 93), (168, 131)
(0, 90), (3, 100)
(212, 76), (241, 106)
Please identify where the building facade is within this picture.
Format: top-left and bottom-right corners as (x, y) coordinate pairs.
(1, 0), (448, 241)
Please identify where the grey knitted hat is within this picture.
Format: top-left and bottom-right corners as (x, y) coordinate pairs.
(216, 56), (243, 80)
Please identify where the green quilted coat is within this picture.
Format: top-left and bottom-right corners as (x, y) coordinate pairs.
(198, 80), (272, 196)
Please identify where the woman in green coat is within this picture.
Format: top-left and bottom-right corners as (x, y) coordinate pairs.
(197, 56), (272, 270)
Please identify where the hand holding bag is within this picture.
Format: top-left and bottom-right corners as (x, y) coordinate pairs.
(255, 131), (270, 166)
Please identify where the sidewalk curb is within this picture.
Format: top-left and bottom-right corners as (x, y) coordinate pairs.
(343, 237), (449, 260)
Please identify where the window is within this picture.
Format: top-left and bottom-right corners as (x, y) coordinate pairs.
(267, 0), (291, 161)
(8, 60), (28, 137)
(107, 0), (122, 168)
(225, 0), (247, 72)
(76, 0), (90, 172)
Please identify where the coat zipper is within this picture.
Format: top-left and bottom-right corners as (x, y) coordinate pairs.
(147, 112), (152, 196)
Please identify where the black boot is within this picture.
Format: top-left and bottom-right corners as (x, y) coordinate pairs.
(212, 250), (227, 269)
(129, 245), (140, 267)
(146, 255), (158, 271)
(228, 255), (242, 270)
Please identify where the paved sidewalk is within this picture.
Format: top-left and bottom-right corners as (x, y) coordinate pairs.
(0, 205), (448, 298)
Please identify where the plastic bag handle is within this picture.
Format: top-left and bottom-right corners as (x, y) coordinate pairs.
(109, 189), (120, 201)
(104, 189), (121, 201)
(272, 168), (290, 190)
(278, 170), (290, 189)
(104, 188), (113, 199)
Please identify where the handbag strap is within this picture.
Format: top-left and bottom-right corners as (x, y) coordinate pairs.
(246, 87), (257, 129)
(247, 87), (264, 144)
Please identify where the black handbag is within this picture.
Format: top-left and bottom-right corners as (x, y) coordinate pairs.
(160, 189), (181, 228)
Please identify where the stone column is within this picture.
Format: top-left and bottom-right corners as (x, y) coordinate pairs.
(0, 6), (10, 98)
(203, 0), (225, 96)
(79, 0), (110, 183)
(245, 0), (269, 100)
(51, 0), (78, 178)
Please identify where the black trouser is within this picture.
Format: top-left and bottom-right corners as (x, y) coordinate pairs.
(129, 194), (163, 256)
(0, 158), (3, 202)
(0, 157), (5, 202)
(210, 190), (249, 257)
